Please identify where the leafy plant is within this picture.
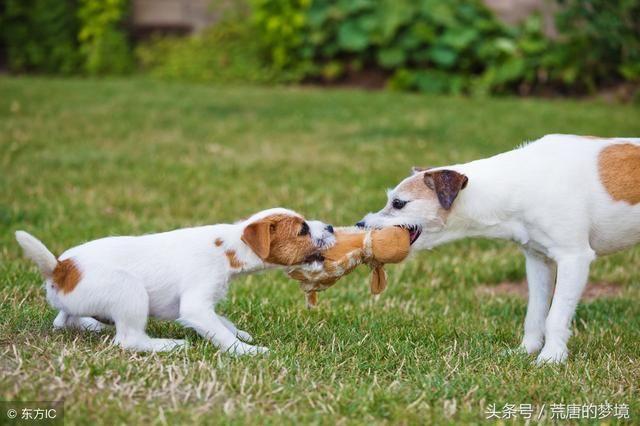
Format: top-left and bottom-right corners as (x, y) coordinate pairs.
(0, 0), (132, 75)
(136, 13), (285, 84)
(77, 0), (133, 75)
(0, 0), (81, 74)
(551, 0), (640, 91)
(251, 0), (640, 95)
(252, 0), (523, 94)
(250, 0), (315, 79)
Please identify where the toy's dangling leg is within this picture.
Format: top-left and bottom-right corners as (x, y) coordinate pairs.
(370, 264), (387, 295)
(305, 290), (318, 308)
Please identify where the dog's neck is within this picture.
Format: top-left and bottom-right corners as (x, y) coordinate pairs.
(417, 156), (531, 250)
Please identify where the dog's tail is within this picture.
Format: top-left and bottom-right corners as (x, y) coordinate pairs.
(15, 231), (58, 278)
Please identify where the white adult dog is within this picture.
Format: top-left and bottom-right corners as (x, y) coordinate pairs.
(16, 208), (335, 355)
(357, 134), (639, 363)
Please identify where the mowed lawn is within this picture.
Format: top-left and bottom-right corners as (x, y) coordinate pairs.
(1, 77), (639, 424)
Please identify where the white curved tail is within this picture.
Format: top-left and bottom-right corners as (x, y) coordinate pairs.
(15, 231), (57, 277)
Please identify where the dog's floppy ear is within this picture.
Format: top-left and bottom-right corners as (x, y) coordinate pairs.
(424, 170), (468, 210)
(242, 220), (272, 259)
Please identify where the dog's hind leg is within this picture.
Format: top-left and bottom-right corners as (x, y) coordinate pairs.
(536, 250), (594, 364)
(92, 270), (185, 352)
(520, 249), (556, 354)
(219, 315), (254, 342)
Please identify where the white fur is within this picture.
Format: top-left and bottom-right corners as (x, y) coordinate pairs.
(16, 208), (334, 355)
(360, 134), (640, 364)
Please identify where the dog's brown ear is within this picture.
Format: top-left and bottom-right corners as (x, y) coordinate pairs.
(242, 220), (271, 259)
(424, 170), (468, 210)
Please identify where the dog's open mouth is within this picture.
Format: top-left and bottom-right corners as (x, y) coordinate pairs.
(396, 225), (422, 245)
(304, 252), (325, 263)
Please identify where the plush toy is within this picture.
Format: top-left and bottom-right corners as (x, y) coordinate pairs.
(287, 227), (410, 307)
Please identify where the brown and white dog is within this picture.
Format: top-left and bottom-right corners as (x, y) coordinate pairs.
(16, 208), (335, 355)
(358, 134), (640, 363)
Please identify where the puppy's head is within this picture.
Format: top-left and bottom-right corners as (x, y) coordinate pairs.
(356, 168), (468, 248)
(241, 208), (335, 266)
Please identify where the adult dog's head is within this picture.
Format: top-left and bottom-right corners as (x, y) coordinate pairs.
(356, 167), (468, 249)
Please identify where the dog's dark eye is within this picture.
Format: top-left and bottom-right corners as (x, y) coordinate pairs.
(392, 199), (408, 209)
(299, 222), (310, 236)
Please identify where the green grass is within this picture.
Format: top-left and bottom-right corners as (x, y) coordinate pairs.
(1, 77), (639, 425)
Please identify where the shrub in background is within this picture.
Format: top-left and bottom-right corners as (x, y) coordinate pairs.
(1, 0), (637, 95)
(136, 19), (283, 84)
(251, 0), (547, 94)
(77, 0), (133, 75)
(250, 0), (314, 79)
(0, 0), (81, 74)
(550, 0), (640, 91)
(250, 0), (639, 95)
(0, 0), (132, 75)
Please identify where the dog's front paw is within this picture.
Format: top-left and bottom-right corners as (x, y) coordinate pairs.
(535, 344), (568, 365)
(236, 329), (254, 343)
(225, 341), (268, 356)
(520, 335), (544, 354)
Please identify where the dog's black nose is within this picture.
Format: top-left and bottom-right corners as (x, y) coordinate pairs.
(326, 225), (334, 234)
(355, 221), (365, 228)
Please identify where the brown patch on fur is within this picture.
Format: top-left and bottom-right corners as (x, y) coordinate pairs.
(215, 238), (223, 247)
(424, 170), (468, 210)
(598, 143), (640, 204)
(475, 281), (623, 301)
(225, 250), (244, 269)
(242, 214), (318, 266)
(52, 258), (82, 294)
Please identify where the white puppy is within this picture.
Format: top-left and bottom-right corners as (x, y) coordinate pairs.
(358, 134), (640, 363)
(16, 208), (335, 355)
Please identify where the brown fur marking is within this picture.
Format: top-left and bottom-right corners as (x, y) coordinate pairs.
(424, 170), (468, 210)
(598, 143), (640, 204)
(225, 250), (244, 268)
(215, 238), (223, 247)
(52, 258), (82, 294)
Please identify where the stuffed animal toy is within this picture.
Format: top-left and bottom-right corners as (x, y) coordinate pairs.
(287, 227), (410, 307)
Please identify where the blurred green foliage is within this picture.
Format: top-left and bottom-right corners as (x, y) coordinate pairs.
(550, 0), (640, 91)
(0, 0), (131, 75)
(77, 0), (133, 75)
(251, 0), (313, 77)
(250, 0), (640, 94)
(136, 18), (284, 84)
(1, 0), (638, 94)
(1, 0), (81, 74)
